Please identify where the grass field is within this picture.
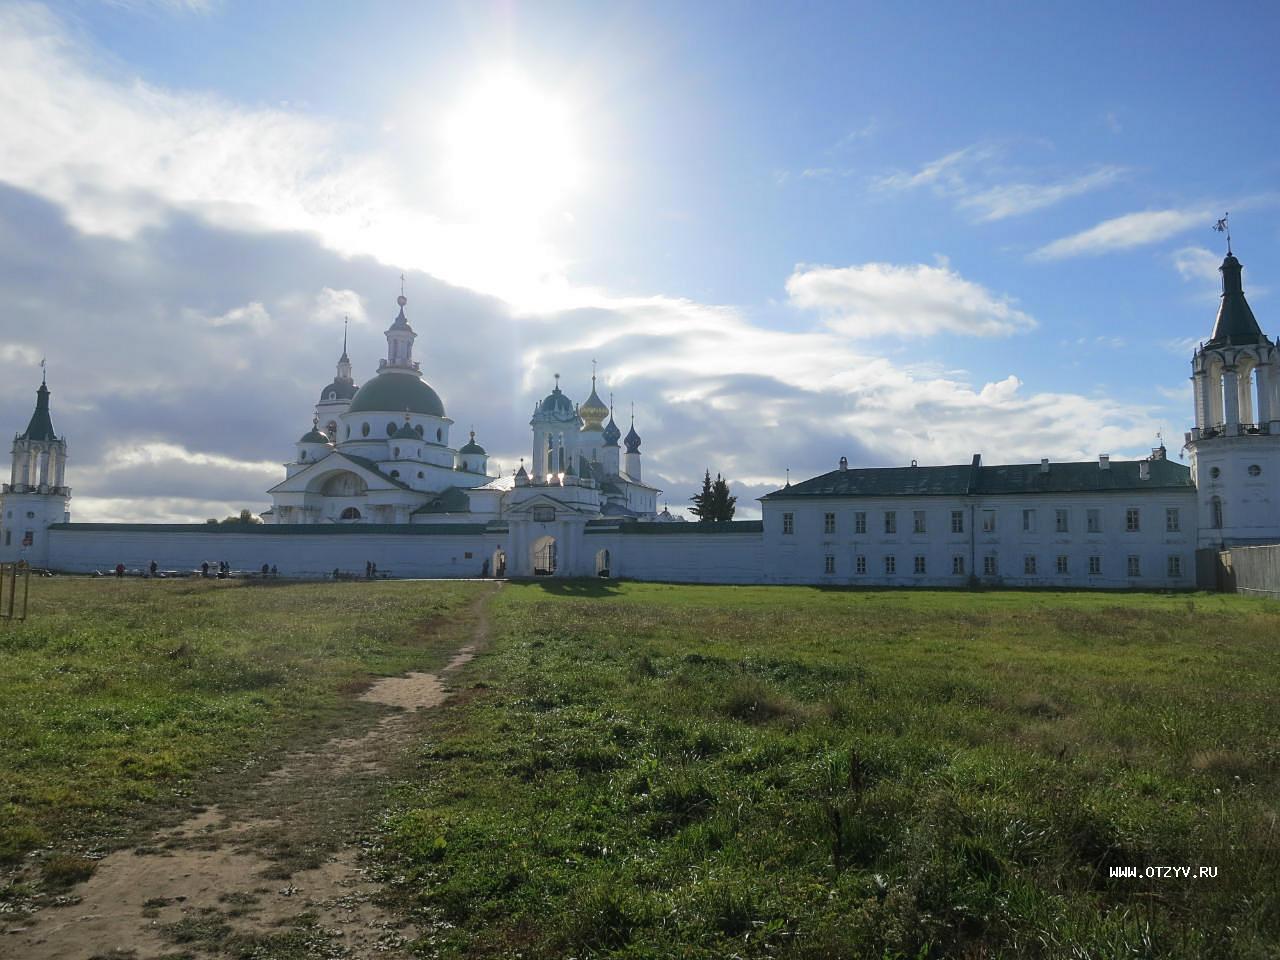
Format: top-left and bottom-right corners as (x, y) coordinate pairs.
(0, 577), (484, 864)
(2, 579), (1278, 958)
(383, 583), (1280, 959)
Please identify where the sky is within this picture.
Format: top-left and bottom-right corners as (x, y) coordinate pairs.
(1, 0), (1278, 522)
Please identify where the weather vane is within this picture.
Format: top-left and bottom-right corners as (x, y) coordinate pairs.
(1214, 213), (1232, 255)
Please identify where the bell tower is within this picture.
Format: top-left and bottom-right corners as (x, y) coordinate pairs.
(1185, 238), (1280, 547)
(0, 372), (72, 567)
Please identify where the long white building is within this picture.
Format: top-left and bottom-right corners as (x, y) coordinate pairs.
(2, 249), (1277, 586)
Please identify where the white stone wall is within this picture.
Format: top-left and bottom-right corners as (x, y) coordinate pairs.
(587, 531), (765, 583)
(1188, 435), (1280, 547)
(761, 490), (1199, 588)
(44, 528), (496, 579)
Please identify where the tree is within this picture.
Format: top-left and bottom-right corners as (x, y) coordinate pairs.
(691, 470), (736, 522)
(214, 509), (263, 525)
(710, 474), (737, 522)
(689, 469), (714, 522)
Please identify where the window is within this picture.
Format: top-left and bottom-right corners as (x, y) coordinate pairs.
(1088, 555), (1102, 575)
(884, 555), (896, 574)
(951, 510), (964, 534)
(361, 422), (370, 437)
(1165, 507), (1180, 533)
(1211, 496), (1224, 529)
(913, 510), (926, 534)
(824, 555), (835, 575)
(1248, 464), (1262, 477)
(983, 555), (998, 576)
(1022, 508), (1037, 532)
(532, 506), (555, 523)
(3, 531), (9, 546)
(1168, 555), (1182, 577)
(415, 424), (424, 437)
(1055, 509), (1069, 533)
(952, 556), (965, 575)
(1209, 466), (1221, 479)
(854, 512), (867, 534)
(912, 554), (926, 574)
(782, 512), (794, 535)
(855, 555), (867, 575)
(345, 425), (351, 439)
(1024, 555), (1037, 575)
(1127, 555), (1141, 577)
(1125, 508), (1140, 532)
(884, 511), (897, 534)
(437, 428), (443, 441)
(300, 450), (307, 460)
(982, 509), (996, 532)
(393, 447), (400, 458)
(389, 470), (400, 479)
(386, 422), (397, 436)
(824, 512), (836, 535)
(1056, 555), (1069, 574)
(340, 507), (361, 520)
(1087, 508), (1101, 533)
(25, 511), (34, 519)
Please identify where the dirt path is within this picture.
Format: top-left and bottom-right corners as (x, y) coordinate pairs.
(3, 595), (492, 960)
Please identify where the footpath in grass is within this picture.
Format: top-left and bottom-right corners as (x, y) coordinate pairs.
(0, 577), (485, 867)
(381, 583), (1280, 959)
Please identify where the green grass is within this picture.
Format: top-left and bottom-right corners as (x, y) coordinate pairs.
(0, 576), (485, 862)
(381, 583), (1280, 959)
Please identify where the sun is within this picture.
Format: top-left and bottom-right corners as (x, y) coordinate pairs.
(440, 68), (583, 222)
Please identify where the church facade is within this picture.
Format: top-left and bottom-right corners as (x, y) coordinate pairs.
(3, 250), (1278, 586)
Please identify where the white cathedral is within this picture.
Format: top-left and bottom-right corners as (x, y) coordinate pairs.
(264, 288), (660, 537)
(2, 249), (1279, 585)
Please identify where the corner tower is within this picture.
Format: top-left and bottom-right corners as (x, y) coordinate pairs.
(1, 373), (71, 566)
(1185, 244), (1280, 546)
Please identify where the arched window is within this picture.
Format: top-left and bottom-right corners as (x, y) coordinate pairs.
(345, 425), (351, 439)
(327, 391), (336, 401)
(340, 506), (362, 521)
(436, 427), (443, 441)
(327, 421), (337, 437)
(393, 447), (400, 458)
(461, 460), (469, 471)
(390, 469), (400, 479)
(361, 422), (370, 437)
(415, 425), (424, 437)
(300, 450), (307, 460)
(1249, 464), (1262, 477)
(1211, 496), (1224, 529)
(386, 422), (397, 437)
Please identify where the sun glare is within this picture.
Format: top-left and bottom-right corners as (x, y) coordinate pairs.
(441, 68), (582, 222)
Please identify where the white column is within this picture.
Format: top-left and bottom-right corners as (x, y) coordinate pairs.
(1222, 368), (1240, 431)
(9, 447), (20, 487)
(1256, 364), (1273, 425)
(1238, 365), (1255, 425)
(1193, 372), (1210, 429)
(37, 448), (49, 487)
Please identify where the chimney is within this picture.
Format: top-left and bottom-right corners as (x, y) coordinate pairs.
(1039, 458), (1049, 474)
(1099, 454), (1110, 470)
(839, 456), (848, 471)
(1139, 460), (1150, 480)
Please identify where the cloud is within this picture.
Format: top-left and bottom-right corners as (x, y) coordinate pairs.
(876, 145), (1124, 222)
(785, 262), (1037, 338)
(1172, 245), (1222, 283)
(1033, 208), (1207, 260)
(0, 4), (568, 309)
(959, 166), (1128, 221)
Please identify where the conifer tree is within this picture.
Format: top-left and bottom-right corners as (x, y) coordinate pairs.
(710, 473), (737, 522)
(689, 469), (714, 522)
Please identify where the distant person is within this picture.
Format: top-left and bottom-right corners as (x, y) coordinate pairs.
(115, 563), (125, 578)
(149, 560), (158, 578)
(201, 561), (209, 577)
(333, 567), (340, 580)
(365, 560), (372, 578)
(371, 562), (378, 578)
(482, 557), (490, 578)
(261, 562), (269, 577)
(271, 564), (278, 578)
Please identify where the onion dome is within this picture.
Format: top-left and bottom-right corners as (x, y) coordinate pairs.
(459, 430), (486, 455)
(624, 421), (642, 454)
(320, 378), (358, 402)
(392, 413), (419, 440)
(348, 372), (445, 417)
(1207, 252), (1267, 347)
(537, 373), (576, 418)
(579, 375), (608, 430)
(602, 414), (621, 446)
(300, 418), (331, 444)
(21, 378), (57, 442)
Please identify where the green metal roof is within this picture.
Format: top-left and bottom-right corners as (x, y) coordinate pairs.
(585, 519), (763, 534)
(21, 382), (57, 442)
(319, 378), (357, 402)
(347, 371), (445, 417)
(1207, 254), (1267, 348)
(763, 456), (1193, 500)
(340, 454), (415, 491)
(411, 486), (473, 514)
(49, 522), (489, 535)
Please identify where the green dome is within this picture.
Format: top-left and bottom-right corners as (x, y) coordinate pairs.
(347, 371), (445, 417)
(300, 427), (331, 444)
(459, 430), (486, 455)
